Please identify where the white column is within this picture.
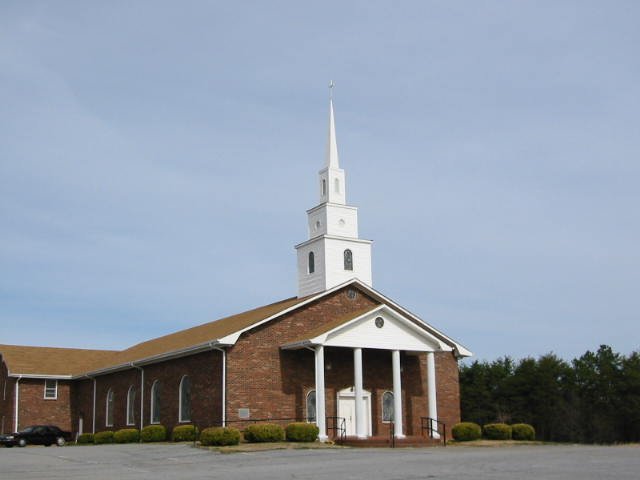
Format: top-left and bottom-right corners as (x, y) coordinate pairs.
(426, 351), (440, 439)
(353, 348), (366, 438)
(314, 345), (328, 441)
(392, 350), (404, 438)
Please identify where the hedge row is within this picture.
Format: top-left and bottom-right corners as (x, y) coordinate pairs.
(452, 422), (536, 441)
(80, 422), (320, 446)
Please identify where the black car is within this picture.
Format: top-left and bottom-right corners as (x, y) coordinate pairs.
(0, 425), (72, 447)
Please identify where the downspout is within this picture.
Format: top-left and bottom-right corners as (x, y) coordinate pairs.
(131, 364), (144, 429)
(14, 376), (21, 432)
(209, 344), (226, 427)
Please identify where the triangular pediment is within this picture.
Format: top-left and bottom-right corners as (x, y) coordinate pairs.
(283, 304), (452, 352)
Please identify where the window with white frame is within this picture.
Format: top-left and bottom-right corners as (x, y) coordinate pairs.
(179, 376), (191, 423)
(306, 390), (316, 423)
(308, 251), (315, 274)
(126, 385), (137, 425)
(106, 389), (114, 427)
(44, 380), (57, 399)
(343, 249), (353, 271)
(382, 391), (394, 422)
(150, 380), (161, 424)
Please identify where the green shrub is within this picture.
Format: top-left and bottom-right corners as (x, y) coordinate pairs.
(452, 422), (482, 441)
(94, 431), (114, 444)
(511, 423), (536, 441)
(285, 422), (319, 442)
(140, 425), (167, 442)
(483, 423), (512, 440)
(243, 423), (285, 443)
(113, 428), (140, 443)
(200, 427), (241, 446)
(76, 433), (94, 444)
(172, 424), (197, 442)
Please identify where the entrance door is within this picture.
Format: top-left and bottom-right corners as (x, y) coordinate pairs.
(337, 388), (371, 436)
(78, 416), (83, 436)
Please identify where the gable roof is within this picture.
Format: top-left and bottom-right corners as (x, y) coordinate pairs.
(0, 345), (118, 378)
(1, 279), (471, 378)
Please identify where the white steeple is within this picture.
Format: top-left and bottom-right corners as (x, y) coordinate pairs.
(325, 98), (339, 169)
(318, 86), (346, 206)
(295, 86), (373, 298)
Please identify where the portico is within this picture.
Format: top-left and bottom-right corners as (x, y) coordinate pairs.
(282, 303), (452, 440)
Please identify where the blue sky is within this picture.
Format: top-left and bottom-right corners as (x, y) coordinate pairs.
(1, 1), (639, 361)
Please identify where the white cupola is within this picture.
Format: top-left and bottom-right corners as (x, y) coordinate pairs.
(295, 90), (373, 298)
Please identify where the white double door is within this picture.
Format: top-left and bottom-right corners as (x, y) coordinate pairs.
(337, 388), (372, 437)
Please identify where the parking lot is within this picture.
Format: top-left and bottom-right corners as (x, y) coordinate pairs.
(1, 443), (639, 480)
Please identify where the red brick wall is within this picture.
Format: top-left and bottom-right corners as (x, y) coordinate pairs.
(0, 360), (14, 434)
(224, 286), (461, 437)
(16, 379), (72, 431)
(72, 350), (223, 434)
(225, 287), (381, 426)
(434, 351), (462, 438)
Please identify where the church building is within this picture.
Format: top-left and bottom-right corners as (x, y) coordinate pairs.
(0, 97), (471, 443)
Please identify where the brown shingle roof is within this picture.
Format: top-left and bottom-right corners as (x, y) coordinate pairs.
(98, 295), (308, 370)
(0, 345), (118, 377)
(1, 295), (309, 377)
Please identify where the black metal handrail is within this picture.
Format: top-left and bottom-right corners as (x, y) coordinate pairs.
(420, 417), (447, 446)
(326, 416), (346, 444)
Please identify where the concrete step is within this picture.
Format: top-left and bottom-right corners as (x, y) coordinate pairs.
(339, 435), (444, 448)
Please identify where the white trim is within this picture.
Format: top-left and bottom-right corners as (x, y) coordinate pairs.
(294, 235), (372, 250)
(426, 352), (440, 439)
(337, 386), (372, 437)
(14, 377), (21, 432)
(105, 389), (114, 427)
(381, 390), (394, 423)
(306, 202), (358, 215)
(126, 385), (136, 426)
(43, 379), (58, 400)
(314, 345), (327, 441)
(353, 348), (366, 439)
(5, 280), (470, 382)
(8, 373), (72, 380)
(150, 380), (161, 425)
(392, 350), (404, 438)
(282, 304), (451, 352)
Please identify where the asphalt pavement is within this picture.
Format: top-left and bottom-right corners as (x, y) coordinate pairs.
(1, 443), (639, 479)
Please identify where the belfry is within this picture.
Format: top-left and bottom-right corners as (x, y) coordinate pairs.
(295, 93), (373, 297)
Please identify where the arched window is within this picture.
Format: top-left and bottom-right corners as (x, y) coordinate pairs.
(150, 380), (161, 425)
(126, 385), (137, 425)
(322, 179), (326, 196)
(179, 375), (191, 423)
(343, 249), (353, 271)
(306, 390), (316, 423)
(308, 251), (315, 274)
(105, 389), (114, 427)
(382, 391), (394, 422)
(334, 178), (340, 193)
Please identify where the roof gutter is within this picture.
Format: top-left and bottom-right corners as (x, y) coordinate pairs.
(77, 340), (226, 379)
(7, 373), (72, 380)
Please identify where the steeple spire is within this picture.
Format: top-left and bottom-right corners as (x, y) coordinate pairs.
(325, 81), (339, 169)
(295, 85), (373, 297)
